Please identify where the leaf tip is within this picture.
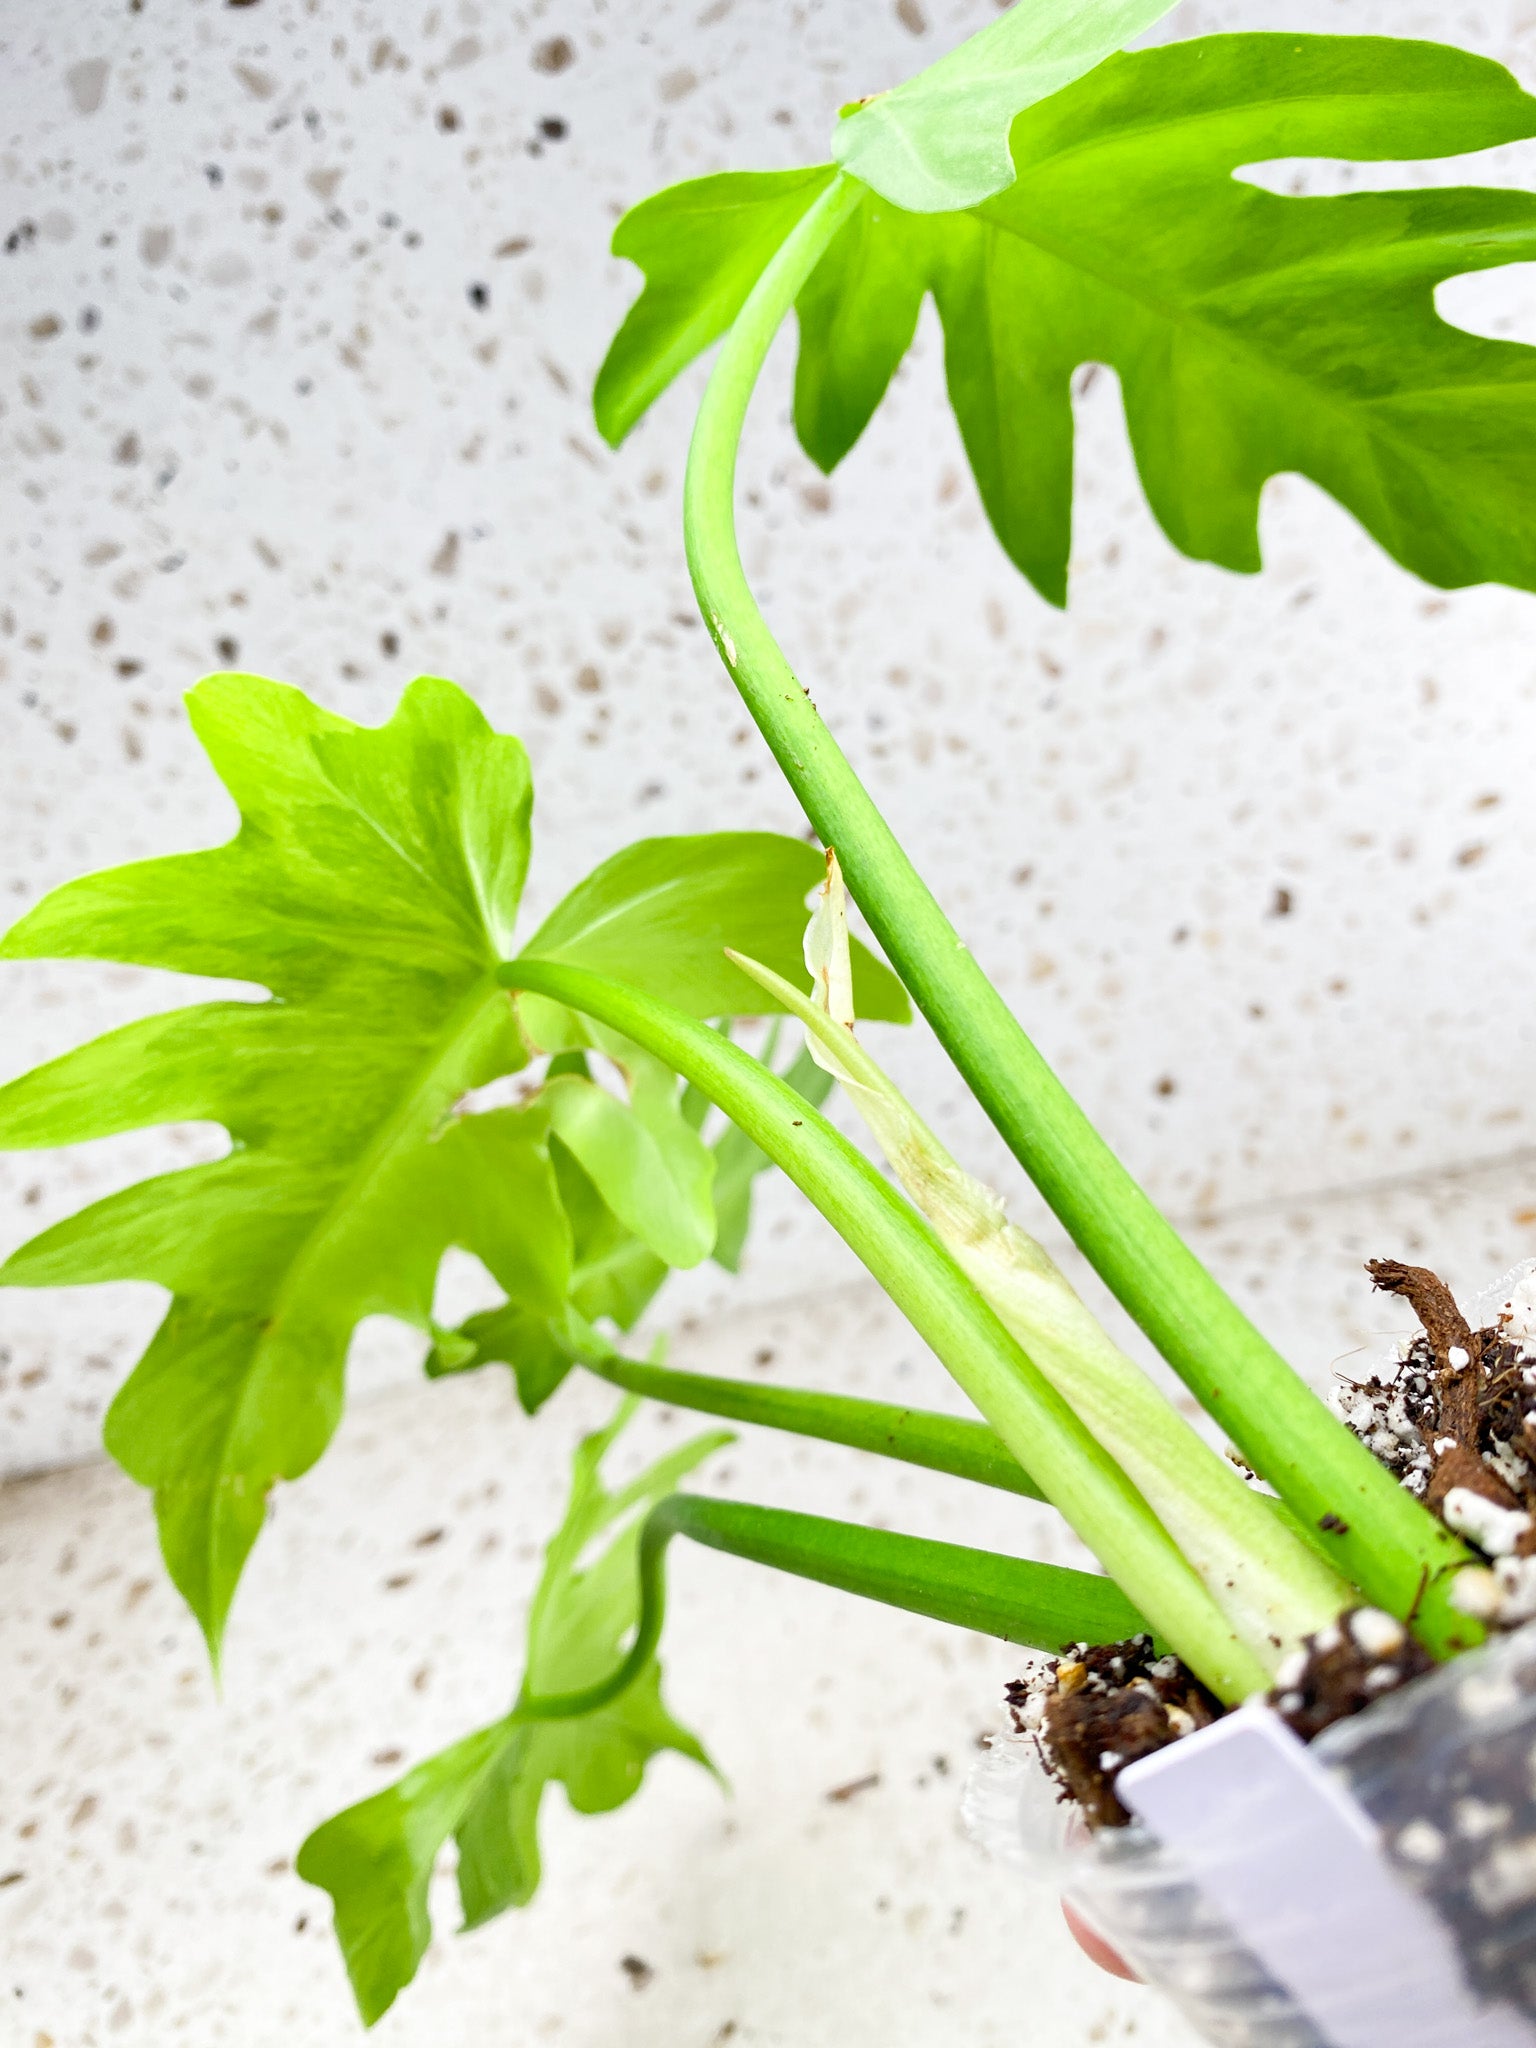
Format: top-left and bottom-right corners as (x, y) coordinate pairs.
(591, 381), (630, 452)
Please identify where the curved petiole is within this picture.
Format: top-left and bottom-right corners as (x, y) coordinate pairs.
(677, 174), (1475, 1655)
(521, 1490), (1151, 1724)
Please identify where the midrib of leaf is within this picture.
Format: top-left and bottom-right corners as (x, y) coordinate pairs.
(526, 872), (711, 957)
(975, 175), (1512, 517)
(262, 971), (506, 1327)
(203, 971), (509, 1540)
(326, 806), (506, 962)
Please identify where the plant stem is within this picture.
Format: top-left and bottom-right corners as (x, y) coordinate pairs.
(679, 173), (1475, 1654)
(522, 1492), (1151, 1723)
(729, 946), (1352, 1658)
(582, 1346), (1044, 1499)
(502, 956), (1268, 1702)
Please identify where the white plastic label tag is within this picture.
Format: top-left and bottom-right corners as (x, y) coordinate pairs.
(1117, 1702), (1536, 2048)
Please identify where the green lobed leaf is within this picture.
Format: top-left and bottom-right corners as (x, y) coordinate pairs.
(299, 1416), (1143, 2025)
(830, 0), (1176, 214)
(544, 1052), (716, 1270)
(516, 831), (909, 1023)
(297, 1402), (727, 2026)
(427, 1039), (837, 1405)
(825, 35), (1536, 604)
(602, 36), (1536, 607)
(0, 676), (858, 1654)
(0, 676), (564, 1655)
(594, 168), (837, 446)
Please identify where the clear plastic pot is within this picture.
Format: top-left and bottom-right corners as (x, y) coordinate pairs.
(964, 1618), (1536, 2047)
(965, 1256), (1536, 2046)
(965, 1714), (1330, 2047)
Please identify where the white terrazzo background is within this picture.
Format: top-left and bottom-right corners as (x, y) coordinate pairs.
(7, 0), (1536, 2042)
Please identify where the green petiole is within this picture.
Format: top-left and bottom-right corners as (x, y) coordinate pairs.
(520, 1490), (1152, 1725)
(580, 1347), (1350, 1573)
(501, 954), (1267, 1701)
(678, 172), (1476, 1656)
(727, 935), (1354, 1663)
(580, 1343), (1045, 1500)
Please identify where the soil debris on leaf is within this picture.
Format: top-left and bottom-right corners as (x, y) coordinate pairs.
(1006, 1635), (1221, 1828)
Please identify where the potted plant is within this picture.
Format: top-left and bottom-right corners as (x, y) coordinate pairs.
(7, 3), (1536, 2038)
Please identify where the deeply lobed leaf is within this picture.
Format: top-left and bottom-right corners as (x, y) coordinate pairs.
(594, 169), (836, 447)
(600, 35), (1536, 606)
(0, 677), (554, 1656)
(298, 1395), (1156, 2024)
(0, 674), (902, 1651)
(427, 1039), (835, 1411)
(296, 1402), (726, 2025)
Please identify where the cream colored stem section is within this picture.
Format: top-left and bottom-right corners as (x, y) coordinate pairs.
(730, 882), (1353, 1668)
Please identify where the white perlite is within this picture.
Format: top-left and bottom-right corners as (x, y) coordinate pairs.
(1442, 1490), (1534, 1560)
(1497, 1272), (1536, 1350)
(1348, 1609), (1408, 1658)
(1397, 1820), (1448, 1866)
(1452, 1559), (1536, 1628)
(1473, 1837), (1536, 1917)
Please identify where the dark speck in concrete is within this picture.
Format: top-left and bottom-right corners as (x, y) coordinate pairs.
(66, 59), (110, 115)
(233, 63), (277, 101)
